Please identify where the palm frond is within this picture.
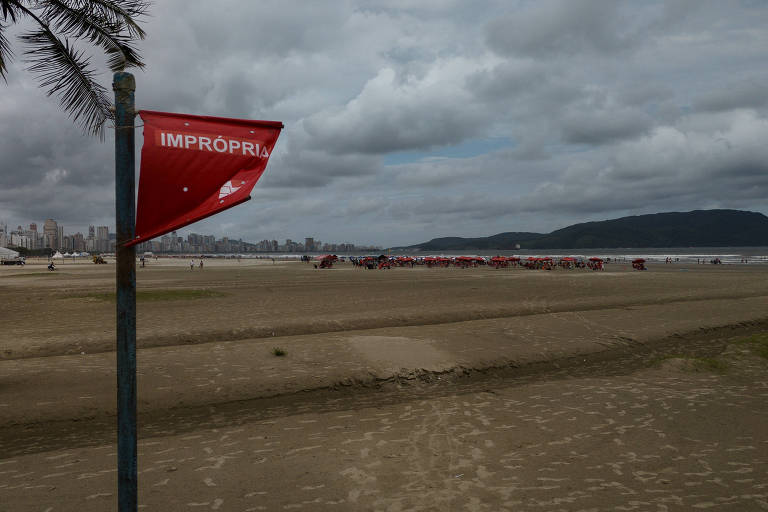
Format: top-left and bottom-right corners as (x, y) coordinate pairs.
(0, 23), (12, 81)
(21, 27), (112, 138)
(41, 0), (145, 71)
(1, 0), (21, 23)
(70, 0), (149, 40)
(1, 0), (22, 80)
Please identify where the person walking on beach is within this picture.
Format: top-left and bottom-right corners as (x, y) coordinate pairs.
(190, 259), (194, 270)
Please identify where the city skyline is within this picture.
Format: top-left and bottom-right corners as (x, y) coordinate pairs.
(0, 218), (380, 254)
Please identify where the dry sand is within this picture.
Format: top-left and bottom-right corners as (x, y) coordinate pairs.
(1, 259), (767, 510)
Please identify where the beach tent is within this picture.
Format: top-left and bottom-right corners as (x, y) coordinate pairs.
(51, 251), (64, 259)
(0, 246), (19, 260)
(587, 256), (604, 270)
(315, 254), (337, 268)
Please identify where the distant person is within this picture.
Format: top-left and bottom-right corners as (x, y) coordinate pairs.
(199, 260), (204, 269)
(190, 259), (194, 270)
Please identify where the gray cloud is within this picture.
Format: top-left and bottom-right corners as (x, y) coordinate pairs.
(560, 105), (654, 145)
(2, 0), (768, 247)
(302, 67), (489, 155)
(486, 0), (642, 58)
(693, 78), (768, 113)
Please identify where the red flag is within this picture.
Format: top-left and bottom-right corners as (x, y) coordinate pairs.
(126, 110), (283, 247)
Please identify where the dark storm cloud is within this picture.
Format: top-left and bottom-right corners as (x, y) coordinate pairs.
(617, 83), (674, 107)
(262, 160), (377, 189)
(486, 0), (642, 58)
(693, 78), (768, 113)
(514, 112), (768, 216)
(261, 140), (382, 188)
(560, 106), (654, 145)
(0, 75), (114, 227)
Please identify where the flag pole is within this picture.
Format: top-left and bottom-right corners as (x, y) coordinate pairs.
(113, 71), (137, 512)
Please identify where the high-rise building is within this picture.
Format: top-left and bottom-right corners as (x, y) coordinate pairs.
(10, 232), (31, 249)
(73, 232), (85, 252)
(29, 223), (37, 232)
(43, 219), (58, 249)
(95, 226), (110, 252)
(305, 237), (314, 252)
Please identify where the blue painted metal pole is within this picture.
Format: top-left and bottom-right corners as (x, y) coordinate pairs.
(113, 71), (137, 512)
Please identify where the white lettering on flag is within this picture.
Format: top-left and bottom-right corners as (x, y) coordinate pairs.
(167, 133), (184, 148)
(157, 131), (269, 157)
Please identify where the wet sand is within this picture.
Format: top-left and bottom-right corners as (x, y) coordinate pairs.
(1, 259), (767, 510)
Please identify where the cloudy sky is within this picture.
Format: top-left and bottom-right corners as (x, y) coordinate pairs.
(2, 0), (768, 247)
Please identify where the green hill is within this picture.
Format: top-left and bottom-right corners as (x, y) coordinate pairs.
(406, 232), (544, 251)
(400, 210), (768, 250)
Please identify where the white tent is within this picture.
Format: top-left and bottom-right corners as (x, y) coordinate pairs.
(0, 246), (20, 260)
(51, 251), (64, 259)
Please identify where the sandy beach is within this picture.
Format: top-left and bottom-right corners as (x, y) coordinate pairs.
(1, 259), (767, 510)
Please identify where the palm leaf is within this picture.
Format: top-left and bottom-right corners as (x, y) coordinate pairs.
(21, 27), (112, 137)
(1, 0), (21, 81)
(5, 0), (148, 137)
(72, 0), (149, 40)
(1, 0), (20, 24)
(0, 23), (12, 81)
(41, 0), (145, 71)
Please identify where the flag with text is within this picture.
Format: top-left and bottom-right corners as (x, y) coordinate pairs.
(127, 110), (283, 247)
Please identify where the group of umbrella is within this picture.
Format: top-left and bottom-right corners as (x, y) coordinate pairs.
(314, 254), (648, 271)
